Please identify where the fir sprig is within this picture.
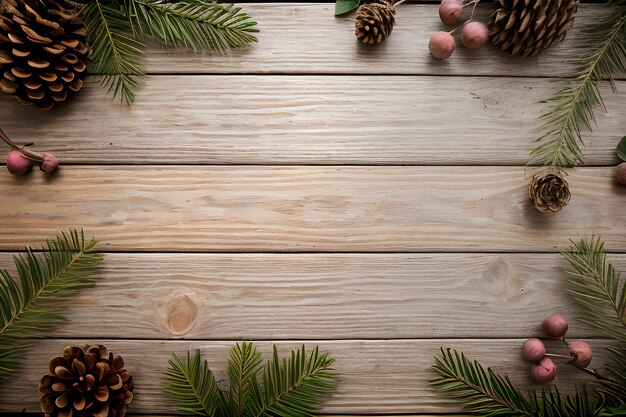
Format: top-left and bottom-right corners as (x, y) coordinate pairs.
(80, 0), (258, 104)
(562, 237), (626, 341)
(0, 229), (102, 383)
(431, 348), (607, 417)
(164, 343), (338, 417)
(529, 6), (626, 171)
(431, 237), (626, 416)
(83, 0), (145, 104)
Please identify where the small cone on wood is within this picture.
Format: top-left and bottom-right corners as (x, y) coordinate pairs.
(529, 173), (571, 213)
(355, 0), (397, 45)
(488, 0), (578, 57)
(39, 345), (134, 417)
(0, 0), (89, 110)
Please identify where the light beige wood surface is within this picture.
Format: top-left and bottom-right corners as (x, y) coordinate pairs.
(1, 2), (624, 415)
(0, 166), (624, 252)
(142, 4), (612, 77)
(1, 77), (623, 165)
(0, 339), (612, 414)
(0, 253), (621, 339)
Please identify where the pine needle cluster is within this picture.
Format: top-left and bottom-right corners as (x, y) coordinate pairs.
(79, 0), (258, 103)
(0, 229), (102, 384)
(430, 237), (626, 416)
(164, 343), (338, 417)
(530, 2), (626, 172)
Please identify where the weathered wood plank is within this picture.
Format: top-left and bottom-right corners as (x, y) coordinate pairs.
(0, 253), (621, 339)
(142, 3), (612, 77)
(0, 167), (624, 252)
(0, 339), (612, 414)
(1, 77), (623, 165)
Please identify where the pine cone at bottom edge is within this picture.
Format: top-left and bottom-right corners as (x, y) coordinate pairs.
(39, 345), (134, 417)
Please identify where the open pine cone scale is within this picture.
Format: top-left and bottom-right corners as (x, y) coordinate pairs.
(488, 0), (578, 56)
(0, 0), (89, 110)
(39, 345), (134, 417)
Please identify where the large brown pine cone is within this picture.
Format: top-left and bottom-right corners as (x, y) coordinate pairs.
(529, 173), (571, 213)
(0, 0), (88, 110)
(488, 0), (578, 57)
(355, 0), (396, 45)
(39, 345), (134, 417)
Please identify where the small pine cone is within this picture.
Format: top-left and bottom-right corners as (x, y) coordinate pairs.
(355, 0), (396, 45)
(39, 345), (134, 417)
(529, 173), (571, 213)
(0, 0), (89, 110)
(488, 0), (578, 57)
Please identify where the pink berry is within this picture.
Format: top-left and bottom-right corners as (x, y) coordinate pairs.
(6, 150), (32, 176)
(461, 21), (489, 49)
(429, 31), (455, 60)
(40, 153), (59, 174)
(438, 1), (463, 26)
(531, 357), (557, 384)
(542, 313), (568, 338)
(522, 338), (545, 362)
(616, 162), (626, 185)
(568, 340), (592, 368)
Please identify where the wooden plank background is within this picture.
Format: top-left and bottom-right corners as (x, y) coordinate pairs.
(0, 2), (625, 416)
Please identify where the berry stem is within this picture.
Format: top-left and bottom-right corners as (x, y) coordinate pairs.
(0, 128), (44, 163)
(544, 353), (572, 360)
(572, 365), (612, 381)
(0, 128), (19, 150)
(448, 0), (481, 35)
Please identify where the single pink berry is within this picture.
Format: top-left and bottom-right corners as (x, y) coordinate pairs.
(6, 150), (33, 176)
(531, 357), (557, 383)
(429, 31), (456, 60)
(461, 21), (489, 49)
(542, 313), (568, 338)
(616, 162), (626, 185)
(40, 153), (59, 174)
(522, 338), (546, 362)
(438, 1), (463, 26)
(568, 340), (592, 368)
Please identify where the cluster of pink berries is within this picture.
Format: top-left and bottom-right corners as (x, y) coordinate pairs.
(522, 313), (593, 383)
(1, 129), (58, 176)
(429, 0), (488, 60)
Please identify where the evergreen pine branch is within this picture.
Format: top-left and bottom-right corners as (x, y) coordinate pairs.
(0, 229), (101, 383)
(164, 349), (227, 417)
(602, 345), (626, 404)
(82, 0), (145, 104)
(562, 237), (626, 341)
(247, 345), (338, 417)
(228, 342), (263, 416)
(431, 348), (608, 417)
(431, 347), (535, 416)
(529, 9), (626, 170)
(126, 0), (258, 53)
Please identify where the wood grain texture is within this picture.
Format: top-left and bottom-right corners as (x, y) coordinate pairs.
(1, 77), (623, 165)
(0, 166), (624, 252)
(142, 3), (613, 77)
(0, 339), (612, 414)
(0, 253), (622, 339)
